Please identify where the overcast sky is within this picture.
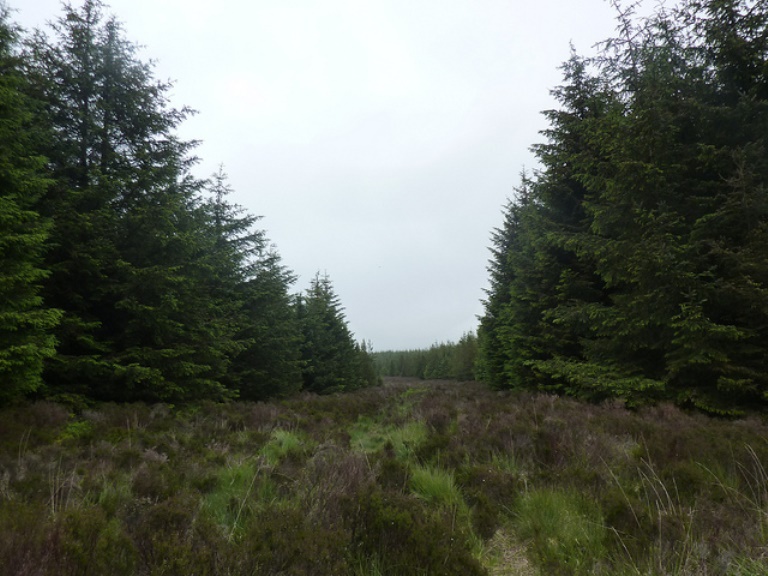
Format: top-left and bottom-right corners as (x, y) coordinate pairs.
(15, 0), (636, 351)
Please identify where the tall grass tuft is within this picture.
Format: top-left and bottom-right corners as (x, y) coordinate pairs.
(349, 417), (428, 461)
(202, 459), (267, 539)
(409, 463), (463, 508)
(514, 487), (607, 574)
(260, 429), (308, 466)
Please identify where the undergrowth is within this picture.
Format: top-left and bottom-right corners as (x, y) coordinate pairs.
(0, 377), (767, 574)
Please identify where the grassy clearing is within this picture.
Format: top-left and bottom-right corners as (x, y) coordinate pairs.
(0, 377), (767, 574)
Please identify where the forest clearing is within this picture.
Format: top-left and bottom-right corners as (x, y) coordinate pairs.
(3, 0), (768, 572)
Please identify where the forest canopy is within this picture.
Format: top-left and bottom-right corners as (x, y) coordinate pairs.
(478, 0), (768, 414)
(0, 0), (377, 406)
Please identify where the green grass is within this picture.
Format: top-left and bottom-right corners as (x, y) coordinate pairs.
(409, 463), (463, 507)
(202, 459), (269, 538)
(349, 417), (428, 461)
(260, 428), (309, 466)
(514, 488), (607, 574)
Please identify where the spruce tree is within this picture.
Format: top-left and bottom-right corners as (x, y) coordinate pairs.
(477, 197), (522, 388)
(26, 0), (228, 401)
(479, 54), (616, 396)
(480, 0), (768, 412)
(203, 167), (303, 400)
(231, 253), (303, 400)
(298, 273), (374, 393)
(0, 5), (61, 404)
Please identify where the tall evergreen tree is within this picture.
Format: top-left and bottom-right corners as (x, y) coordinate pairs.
(480, 0), (768, 412)
(298, 273), (375, 393)
(231, 252), (303, 400)
(0, 4), (61, 404)
(202, 167), (303, 400)
(25, 0), (229, 401)
(477, 196), (522, 388)
(480, 55), (613, 396)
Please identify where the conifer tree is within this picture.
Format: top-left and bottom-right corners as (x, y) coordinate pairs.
(451, 332), (478, 381)
(231, 252), (303, 400)
(202, 167), (303, 400)
(480, 0), (768, 412)
(479, 53), (617, 396)
(25, 0), (228, 401)
(298, 273), (374, 393)
(477, 198), (520, 388)
(0, 5), (61, 404)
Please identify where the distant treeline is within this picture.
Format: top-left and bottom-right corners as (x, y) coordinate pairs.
(374, 333), (478, 381)
(0, 0), (377, 407)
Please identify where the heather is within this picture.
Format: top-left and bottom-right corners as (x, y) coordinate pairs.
(2, 377), (767, 575)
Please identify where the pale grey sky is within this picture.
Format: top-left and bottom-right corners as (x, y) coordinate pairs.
(14, 0), (639, 351)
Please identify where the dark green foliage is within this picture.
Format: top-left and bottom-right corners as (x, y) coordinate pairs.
(201, 167), (303, 401)
(25, 0), (230, 401)
(375, 347), (429, 378)
(450, 331), (479, 381)
(456, 465), (520, 538)
(238, 506), (350, 575)
(229, 257), (303, 400)
(479, 0), (768, 412)
(129, 493), (222, 575)
(6, 0), (322, 404)
(0, 502), (51, 574)
(55, 508), (137, 576)
(375, 331), (479, 381)
(298, 273), (378, 393)
(0, 6), (60, 404)
(348, 487), (486, 576)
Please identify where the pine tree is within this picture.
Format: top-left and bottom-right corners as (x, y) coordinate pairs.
(479, 53), (618, 396)
(0, 5), (61, 404)
(561, 0), (768, 410)
(477, 197), (522, 388)
(231, 253), (303, 400)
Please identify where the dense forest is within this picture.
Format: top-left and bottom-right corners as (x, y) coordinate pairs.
(3, 0), (768, 416)
(0, 0), (377, 407)
(374, 333), (479, 381)
(479, 0), (768, 415)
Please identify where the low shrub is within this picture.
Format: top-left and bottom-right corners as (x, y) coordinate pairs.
(236, 505), (350, 575)
(347, 487), (485, 576)
(2, 379), (768, 575)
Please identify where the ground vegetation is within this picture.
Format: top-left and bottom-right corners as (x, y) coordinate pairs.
(1, 378), (767, 574)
